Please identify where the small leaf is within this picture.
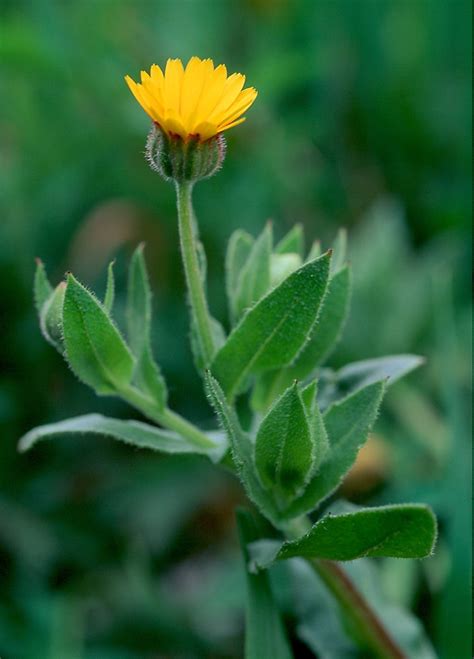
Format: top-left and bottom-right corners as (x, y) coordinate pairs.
(233, 223), (272, 321)
(331, 228), (347, 274)
(103, 260), (115, 313)
(306, 240), (321, 261)
(250, 504), (437, 566)
(34, 259), (53, 315)
(39, 282), (66, 352)
(255, 383), (314, 499)
(18, 413), (226, 462)
(270, 253), (302, 288)
(212, 253), (331, 400)
(127, 244), (167, 409)
(205, 372), (279, 524)
(225, 229), (254, 323)
(336, 354), (425, 392)
(281, 380), (385, 519)
(63, 274), (134, 395)
(236, 509), (294, 659)
(275, 224), (304, 257)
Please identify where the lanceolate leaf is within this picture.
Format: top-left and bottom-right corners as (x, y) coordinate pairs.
(39, 282), (66, 353)
(103, 260), (115, 313)
(250, 504), (437, 567)
(34, 259), (53, 314)
(212, 253), (331, 400)
(336, 354), (425, 393)
(63, 274), (135, 395)
(204, 372), (279, 525)
(237, 509), (294, 659)
(251, 266), (352, 412)
(275, 224), (304, 257)
(127, 244), (167, 409)
(281, 380), (385, 519)
(225, 229), (254, 323)
(255, 383), (314, 499)
(233, 223), (272, 321)
(18, 413), (227, 463)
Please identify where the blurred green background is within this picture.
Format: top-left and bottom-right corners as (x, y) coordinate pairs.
(0, 0), (471, 657)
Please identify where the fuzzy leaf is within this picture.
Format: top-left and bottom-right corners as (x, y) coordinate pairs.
(18, 413), (226, 462)
(255, 383), (314, 499)
(336, 354), (425, 392)
(275, 224), (304, 257)
(250, 504), (437, 567)
(38, 282), (66, 352)
(252, 266), (352, 412)
(225, 229), (254, 323)
(63, 274), (134, 395)
(237, 510), (294, 659)
(233, 223), (272, 321)
(212, 253), (331, 400)
(331, 228), (347, 274)
(103, 260), (115, 313)
(127, 244), (167, 409)
(34, 259), (53, 314)
(204, 372), (279, 524)
(281, 380), (385, 519)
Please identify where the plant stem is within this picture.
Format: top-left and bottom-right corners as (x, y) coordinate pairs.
(285, 517), (406, 659)
(312, 559), (406, 659)
(175, 180), (216, 366)
(121, 386), (215, 450)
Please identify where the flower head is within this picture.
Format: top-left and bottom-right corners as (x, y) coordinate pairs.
(125, 57), (257, 142)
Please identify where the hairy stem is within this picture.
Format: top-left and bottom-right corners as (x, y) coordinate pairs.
(175, 180), (216, 366)
(286, 517), (406, 659)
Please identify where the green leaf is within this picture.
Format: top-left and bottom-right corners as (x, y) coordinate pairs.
(255, 383), (314, 499)
(233, 223), (272, 322)
(127, 244), (167, 409)
(251, 266), (352, 412)
(331, 228), (347, 274)
(281, 380), (385, 519)
(236, 509), (294, 659)
(18, 413), (226, 462)
(212, 252), (331, 400)
(39, 282), (66, 353)
(204, 372), (279, 524)
(63, 274), (135, 395)
(275, 224), (304, 257)
(336, 354), (425, 392)
(225, 229), (254, 323)
(34, 258), (53, 315)
(103, 260), (115, 313)
(306, 240), (321, 261)
(250, 504), (437, 566)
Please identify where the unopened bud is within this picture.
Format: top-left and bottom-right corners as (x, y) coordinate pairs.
(146, 125), (226, 183)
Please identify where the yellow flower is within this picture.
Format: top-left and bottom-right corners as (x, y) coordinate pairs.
(125, 57), (258, 142)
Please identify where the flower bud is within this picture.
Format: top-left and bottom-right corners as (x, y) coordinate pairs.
(146, 125), (226, 183)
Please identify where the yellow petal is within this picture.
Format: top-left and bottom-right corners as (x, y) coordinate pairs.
(190, 64), (228, 132)
(164, 58), (184, 115)
(219, 117), (246, 132)
(217, 87), (258, 128)
(192, 120), (219, 141)
(208, 73), (246, 123)
(163, 111), (188, 140)
(125, 75), (160, 122)
(180, 57), (211, 128)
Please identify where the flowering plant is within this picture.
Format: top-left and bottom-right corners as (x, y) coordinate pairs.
(22, 58), (437, 658)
